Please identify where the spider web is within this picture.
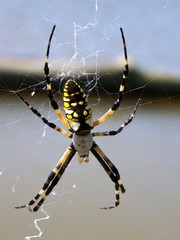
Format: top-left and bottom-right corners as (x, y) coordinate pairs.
(0, 1), (180, 240)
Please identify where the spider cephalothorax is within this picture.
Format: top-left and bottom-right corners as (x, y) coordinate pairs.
(15, 25), (140, 212)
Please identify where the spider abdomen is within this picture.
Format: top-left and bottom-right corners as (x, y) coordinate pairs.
(72, 132), (93, 163)
(63, 79), (93, 132)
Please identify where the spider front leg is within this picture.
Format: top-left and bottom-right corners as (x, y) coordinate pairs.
(16, 93), (72, 138)
(91, 142), (125, 209)
(93, 27), (128, 127)
(93, 98), (140, 137)
(44, 25), (70, 130)
(15, 144), (76, 212)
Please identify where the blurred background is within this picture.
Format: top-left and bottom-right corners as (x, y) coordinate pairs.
(0, 1), (180, 240)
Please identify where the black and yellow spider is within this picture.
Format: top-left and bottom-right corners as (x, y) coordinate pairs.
(15, 25), (140, 212)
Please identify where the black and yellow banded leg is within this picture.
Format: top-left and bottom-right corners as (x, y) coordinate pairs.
(16, 93), (72, 138)
(93, 27), (128, 127)
(44, 25), (70, 130)
(15, 144), (76, 212)
(93, 98), (141, 137)
(91, 142), (125, 209)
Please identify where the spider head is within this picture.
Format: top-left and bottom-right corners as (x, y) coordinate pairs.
(63, 79), (93, 132)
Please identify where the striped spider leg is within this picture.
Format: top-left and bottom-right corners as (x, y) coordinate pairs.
(44, 25), (70, 130)
(15, 144), (76, 212)
(93, 28), (140, 128)
(92, 98), (141, 137)
(91, 142), (126, 209)
(16, 93), (72, 138)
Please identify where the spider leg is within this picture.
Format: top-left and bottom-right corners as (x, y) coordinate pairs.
(91, 141), (125, 209)
(93, 98), (140, 137)
(93, 28), (128, 127)
(16, 93), (72, 138)
(15, 144), (76, 212)
(44, 25), (70, 130)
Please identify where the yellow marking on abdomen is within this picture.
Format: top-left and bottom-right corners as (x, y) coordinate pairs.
(64, 92), (69, 97)
(66, 114), (73, 120)
(64, 102), (70, 108)
(70, 102), (77, 107)
(73, 112), (79, 118)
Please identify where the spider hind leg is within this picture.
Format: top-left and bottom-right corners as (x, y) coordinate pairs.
(15, 144), (76, 212)
(91, 142), (125, 210)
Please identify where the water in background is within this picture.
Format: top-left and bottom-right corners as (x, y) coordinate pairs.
(0, 93), (179, 240)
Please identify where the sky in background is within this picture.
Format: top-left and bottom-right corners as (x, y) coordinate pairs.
(1, 0), (180, 77)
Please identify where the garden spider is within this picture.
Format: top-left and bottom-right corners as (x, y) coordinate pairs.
(15, 25), (140, 212)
